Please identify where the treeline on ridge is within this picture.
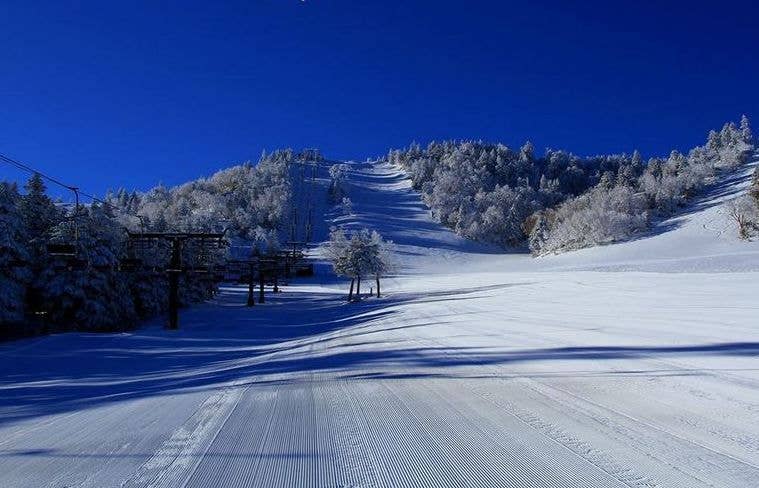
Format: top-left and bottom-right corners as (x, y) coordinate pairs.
(385, 116), (754, 254)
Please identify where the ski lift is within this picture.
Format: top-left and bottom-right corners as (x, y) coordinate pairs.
(120, 228), (167, 272)
(47, 186), (79, 257)
(295, 263), (314, 277)
(47, 243), (77, 257)
(119, 257), (141, 272)
(47, 187), (84, 262)
(119, 231), (144, 272)
(189, 238), (219, 273)
(7, 259), (27, 268)
(52, 257), (88, 272)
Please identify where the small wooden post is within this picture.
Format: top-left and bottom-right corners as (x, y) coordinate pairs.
(259, 268), (265, 304)
(246, 263), (255, 307)
(167, 238), (182, 330)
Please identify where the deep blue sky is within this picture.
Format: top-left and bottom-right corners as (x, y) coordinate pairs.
(1, 0), (757, 198)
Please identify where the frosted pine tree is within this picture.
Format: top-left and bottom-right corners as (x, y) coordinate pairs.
(527, 212), (550, 255)
(740, 115), (753, 144)
(19, 173), (60, 258)
(367, 230), (394, 297)
(0, 183), (30, 325)
(39, 204), (137, 331)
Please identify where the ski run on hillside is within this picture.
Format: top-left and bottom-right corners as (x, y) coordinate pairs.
(1, 149), (759, 487)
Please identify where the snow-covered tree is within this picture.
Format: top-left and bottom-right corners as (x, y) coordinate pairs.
(118, 149), (293, 241)
(341, 197), (353, 215)
(388, 118), (753, 254)
(386, 140), (639, 248)
(530, 184), (647, 255)
(367, 230), (394, 297)
(18, 173), (60, 257)
(728, 195), (759, 240)
(325, 227), (393, 300)
(740, 114), (753, 144)
(328, 163), (349, 202)
(37, 204), (137, 331)
(0, 146), (317, 335)
(750, 166), (759, 205)
(0, 183), (30, 325)
(324, 227), (354, 299)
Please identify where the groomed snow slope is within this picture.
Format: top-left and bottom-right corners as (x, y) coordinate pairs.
(1, 155), (758, 487)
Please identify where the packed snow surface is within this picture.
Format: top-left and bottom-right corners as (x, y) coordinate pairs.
(1, 156), (759, 487)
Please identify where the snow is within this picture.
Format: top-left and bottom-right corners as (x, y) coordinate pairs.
(1, 154), (758, 487)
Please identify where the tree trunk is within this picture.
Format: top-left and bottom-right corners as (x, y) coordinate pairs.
(246, 263), (255, 306)
(259, 270), (265, 304)
(376, 275), (381, 298)
(168, 271), (179, 329)
(247, 274), (255, 306)
(356, 275), (361, 300)
(348, 277), (354, 301)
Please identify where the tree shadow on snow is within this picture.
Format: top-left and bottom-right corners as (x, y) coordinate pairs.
(0, 284), (757, 426)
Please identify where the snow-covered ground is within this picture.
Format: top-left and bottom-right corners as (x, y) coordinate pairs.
(1, 156), (759, 487)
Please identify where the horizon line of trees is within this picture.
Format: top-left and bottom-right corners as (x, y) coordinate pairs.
(385, 116), (754, 255)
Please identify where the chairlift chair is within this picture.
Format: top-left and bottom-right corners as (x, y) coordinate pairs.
(119, 257), (142, 272)
(119, 234), (144, 272)
(52, 257), (88, 272)
(47, 187), (87, 269)
(47, 243), (78, 257)
(5, 258), (28, 268)
(191, 239), (220, 273)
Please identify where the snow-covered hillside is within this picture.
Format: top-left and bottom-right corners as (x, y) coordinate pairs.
(323, 160), (499, 267)
(326, 152), (759, 274)
(535, 156), (759, 273)
(1, 153), (758, 487)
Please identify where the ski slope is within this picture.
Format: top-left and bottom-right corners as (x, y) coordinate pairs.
(1, 155), (758, 487)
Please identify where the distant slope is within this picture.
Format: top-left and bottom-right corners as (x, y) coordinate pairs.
(321, 160), (499, 270)
(326, 152), (759, 275)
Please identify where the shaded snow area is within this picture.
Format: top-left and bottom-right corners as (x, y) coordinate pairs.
(2, 156), (759, 487)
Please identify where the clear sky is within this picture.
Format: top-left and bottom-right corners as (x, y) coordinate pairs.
(1, 0), (757, 199)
